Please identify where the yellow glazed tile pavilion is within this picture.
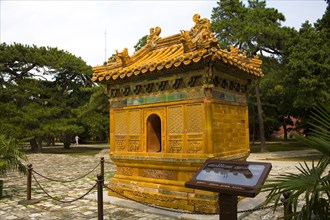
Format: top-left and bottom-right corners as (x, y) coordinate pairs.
(92, 14), (262, 213)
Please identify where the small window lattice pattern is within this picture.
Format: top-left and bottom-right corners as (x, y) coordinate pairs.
(128, 110), (141, 134)
(115, 111), (127, 134)
(186, 104), (203, 133)
(167, 106), (183, 134)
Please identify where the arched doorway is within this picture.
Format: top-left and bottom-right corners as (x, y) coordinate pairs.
(147, 114), (162, 152)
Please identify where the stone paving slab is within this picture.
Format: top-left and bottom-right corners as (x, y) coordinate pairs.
(0, 149), (321, 220)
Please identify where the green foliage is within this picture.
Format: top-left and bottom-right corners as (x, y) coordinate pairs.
(262, 6), (330, 134)
(0, 134), (27, 176)
(250, 141), (309, 153)
(134, 35), (148, 52)
(211, 0), (287, 55)
(282, 22), (330, 114)
(76, 85), (109, 141)
(263, 103), (330, 219)
(294, 103), (330, 156)
(0, 43), (94, 150)
(211, 0), (329, 140)
(258, 56), (297, 139)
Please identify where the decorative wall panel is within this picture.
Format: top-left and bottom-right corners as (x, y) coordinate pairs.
(167, 106), (183, 134)
(128, 110), (141, 134)
(186, 104), (204, 153)
(114, 111), (127, 151)
(167, 106), (184, 153)
(186, 104), (203, 133)
(114, 111), (127, 134)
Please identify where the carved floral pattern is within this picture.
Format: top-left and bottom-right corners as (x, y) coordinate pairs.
(188, 140), (203, 153)
(117, 167), (133, 176)
(115, 140), (126, 151)
(128, 140), (140, 151)
(132, 191), (175, 202)
(188, 199), (217, 211)
(142, 169), (176, 180)
(169, 140), (182, 153)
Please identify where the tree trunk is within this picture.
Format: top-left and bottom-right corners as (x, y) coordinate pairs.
(255, 79), (268, 152)
(283, 124), (288, 141)
(251, 116), (256, 145)
(63, 132), (71, 149)
(30, 138), (38, 152)
(0, 179), (3, 199)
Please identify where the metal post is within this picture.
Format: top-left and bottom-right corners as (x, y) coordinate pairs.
(218, 193), (237, 220)
(283, 191), (292, 220)
(100, 157), (104, 178)
(97, 174), (104, 220)
(27, 164), (32, 200)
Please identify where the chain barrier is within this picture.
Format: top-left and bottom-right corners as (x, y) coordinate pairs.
(236, 203), (283, 214)
(102, 184), (283, 215)
(32, 172), (97, 203)
(24, 158), (285, 217)
(31, 162), (100, 183)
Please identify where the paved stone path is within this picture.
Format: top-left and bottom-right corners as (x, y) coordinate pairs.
(0, 148), (322, 220)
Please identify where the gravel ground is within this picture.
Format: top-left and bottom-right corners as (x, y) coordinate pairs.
(0, 148), (322, 220)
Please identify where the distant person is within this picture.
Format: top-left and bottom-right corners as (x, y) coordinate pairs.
(75, 135), (80, 145)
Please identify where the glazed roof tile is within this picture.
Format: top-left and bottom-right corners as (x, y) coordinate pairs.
(92, 14), (262, 83)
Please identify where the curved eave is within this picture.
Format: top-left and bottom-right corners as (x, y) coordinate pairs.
(92, 47), (208, 83)
(92, 48), (263, 83)
(214, 50), (263, 77)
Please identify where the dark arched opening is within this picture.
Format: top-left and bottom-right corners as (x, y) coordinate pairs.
(147, 114), (162, 152)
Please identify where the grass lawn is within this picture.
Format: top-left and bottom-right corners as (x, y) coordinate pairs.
(269, 154), (323, 161)
(250, 140), (310, 153)
(21, 141), (314, 157)
(24, 144), (108, 156)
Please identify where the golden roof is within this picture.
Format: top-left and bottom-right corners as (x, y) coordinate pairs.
(92, 14), (262, 83)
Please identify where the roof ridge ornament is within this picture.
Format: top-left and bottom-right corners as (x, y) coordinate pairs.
(147, 26), (162, 49)
(180, 30), (195, 52)
(180, 14), (218, 53)
(115, 48), (131, 67)
(191, 14), (211, 42)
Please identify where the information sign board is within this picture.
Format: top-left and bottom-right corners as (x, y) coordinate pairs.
(185, 159), (272, 197)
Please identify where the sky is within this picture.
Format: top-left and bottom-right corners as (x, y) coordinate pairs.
(1, 0), (328, 67)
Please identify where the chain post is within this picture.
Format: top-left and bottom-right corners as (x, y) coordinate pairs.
(27, 164), (32, 200)
(97, 174), (104, 220)
(282, 191), (292, 220)
(100, 157), (104, 178)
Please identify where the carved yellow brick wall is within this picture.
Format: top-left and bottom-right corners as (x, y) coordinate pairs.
(212, 103), (249, 157)
(109, 101), (249, 213)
